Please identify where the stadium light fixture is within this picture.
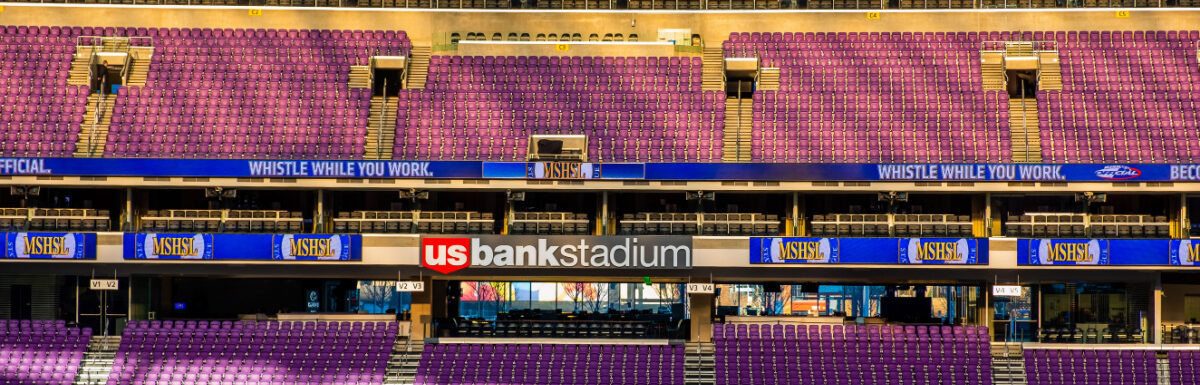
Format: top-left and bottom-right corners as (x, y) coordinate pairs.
(685, 191), (715, 201)
(9, 186), (40, 197)
(399, 189), (429, 200)
(877, 191), (908, 204)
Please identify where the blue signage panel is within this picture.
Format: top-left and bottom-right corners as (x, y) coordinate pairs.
(648, 163), (1176, 182)
(1018, 239), (1178, 266)
(751, 237), (986, 265)
(0, 158), (481, 179)
(481, 162), (645, 179)
(7, 157), (1200, 182)
(1170, 240), (1200, 266)
(125, 233), (361, 261)
(1, 232), (96, 260)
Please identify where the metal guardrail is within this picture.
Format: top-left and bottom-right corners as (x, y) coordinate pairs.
(981, 40), (1058, 53)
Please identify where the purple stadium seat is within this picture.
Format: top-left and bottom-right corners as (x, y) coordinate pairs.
(415, 343), (685, 385)
(1037, 30), (1199, 163)
(392, 55), (724, 162)
(0, 27), (88, 157)
(106, 320), (398, 385)
(1025, 347), (1158, 385)
(0, 319), (92, 385)
(105, 28), (411, 160)
(715, 323), (991, 385)
(724, 31), (1010, 163)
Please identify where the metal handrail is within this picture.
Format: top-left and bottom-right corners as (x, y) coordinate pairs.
(379, 79), (388, 161)
(981, 40), (1058, 53)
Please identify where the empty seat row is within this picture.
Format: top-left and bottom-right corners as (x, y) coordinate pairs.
(333, 210), (494, 234)
(619, 212), (781, 236)
(140, 209), (303, 233)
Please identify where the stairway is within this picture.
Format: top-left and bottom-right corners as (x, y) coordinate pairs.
(383, 337), (424, 385)
(365, 96), (399, 160)
(757, 67), (780, 91)
(1037, 51), (1063, 91)
(349, 65), (372, 89)
(406, 47), (432, 89)
(1008, 98), (1042, 163)
(684, 341), (715, 385)
(73, 335), (120, 385)
(981, 51), (1007, 92)
(124, 47), (153, 87)
(74, 94), (116, 158)
(990, 342), (1027, 385)
(722, 97), (752, 162)
(701, 47), (725, 92)
(67, 47), (97, 87)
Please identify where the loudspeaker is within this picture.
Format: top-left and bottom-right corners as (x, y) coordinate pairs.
(800, 283), (819, 293)
(764, 283), (782, 293)
(537, 139), (564, 154)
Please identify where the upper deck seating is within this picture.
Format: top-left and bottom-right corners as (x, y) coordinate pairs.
(394, 55), (724, 162)
(108, 320), (396, 385)
(1038, 30), (1200, 162)
(0, 26), (87, 157)
(0, 319), (91, 385)
(725, 31), (1010, 163)
(106, 28), (410, 160)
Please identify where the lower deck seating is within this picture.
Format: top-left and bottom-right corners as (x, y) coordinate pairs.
(0, 319), (91, 385)
(715, 323), (990, 385)
(108, 320), (396, 385)
(1168, 350), (1199, 385)
(1024, 348), (1157, 385)
(416, 343), (685, 385)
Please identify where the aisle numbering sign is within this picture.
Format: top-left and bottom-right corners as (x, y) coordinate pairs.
(1115, 10), (1130, 17)
(90, 279), (119, 291)
(686, 283), (715, 294)
(993, 285), (1023, 297)
(395, 281), (425, 292)
(866, 12), (881, 19)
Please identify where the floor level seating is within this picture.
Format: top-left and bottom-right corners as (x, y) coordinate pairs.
(107, 320), (397, 385)
(1024, 348), (1157, 385)
(0, 319), (91, 385)
(715, 323), (991, 385)
(416, 343), (685, 385)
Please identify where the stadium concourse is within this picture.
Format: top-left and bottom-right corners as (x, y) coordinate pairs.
(7, 4), (1200, 385)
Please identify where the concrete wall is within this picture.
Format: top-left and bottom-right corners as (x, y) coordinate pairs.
(5, 5), (1200, 46)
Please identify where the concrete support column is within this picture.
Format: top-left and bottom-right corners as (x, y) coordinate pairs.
(409, 276), (436, 340)
(688, 277), (714, 343)
(315, 189), (324, 233)
(1154, 274), (1164, 344)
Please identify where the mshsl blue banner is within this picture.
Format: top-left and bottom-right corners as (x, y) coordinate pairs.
(1018, 238), (1200, 266)
(1, 232), (96, 260)
(125, 233), (361, 261)
(9, 158), (1200, 182)
(751, 237), (987, 265)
